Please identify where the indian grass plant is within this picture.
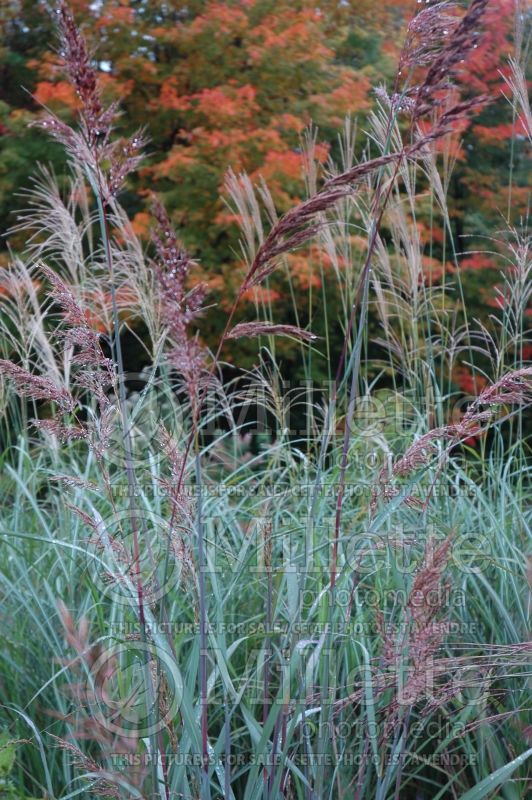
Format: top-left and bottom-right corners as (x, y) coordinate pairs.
(0, 1), (531, 798)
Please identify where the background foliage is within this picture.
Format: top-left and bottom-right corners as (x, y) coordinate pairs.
(1, 0), (529, 377)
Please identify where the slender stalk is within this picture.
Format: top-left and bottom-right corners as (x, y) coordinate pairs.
(94, 187), (167, 800)
(224, 690), (231, 799)
(315, 143), (404, 797)
(194, 447), (210, 799)
(263, 521), (273, 799)
(393, 709), (411, 799)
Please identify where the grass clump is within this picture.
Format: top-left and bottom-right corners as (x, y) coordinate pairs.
(0, 2), (530, 799)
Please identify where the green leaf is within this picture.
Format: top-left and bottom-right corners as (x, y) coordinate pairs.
(459, 747), (532, 800)
(0, 732), (16, 778)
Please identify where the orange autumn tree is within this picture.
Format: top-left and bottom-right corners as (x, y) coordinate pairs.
(14, 2), (375, 262)
(1, 0), (387, 372)
(444, 0), (530, 385)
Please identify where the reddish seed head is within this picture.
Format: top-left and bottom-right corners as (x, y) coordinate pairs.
(56, 1), (107, 145)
